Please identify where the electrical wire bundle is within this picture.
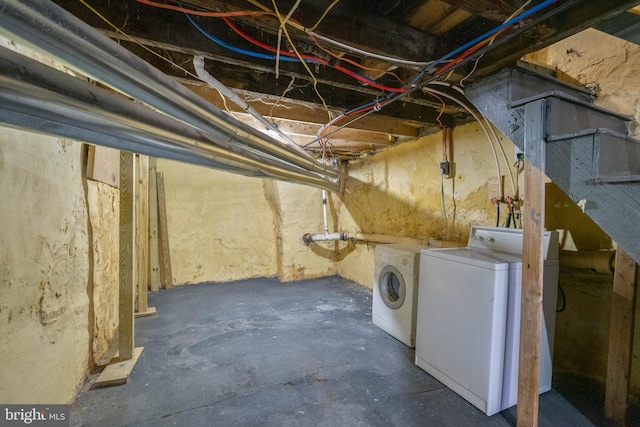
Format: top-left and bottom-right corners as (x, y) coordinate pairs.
(85, 0), (559, 160)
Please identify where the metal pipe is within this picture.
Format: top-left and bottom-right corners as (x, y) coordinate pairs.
(0, 0), (340, 181)
(0, 45), (340, 191)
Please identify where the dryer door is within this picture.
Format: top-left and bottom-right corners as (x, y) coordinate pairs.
(378, 265), (406, 309)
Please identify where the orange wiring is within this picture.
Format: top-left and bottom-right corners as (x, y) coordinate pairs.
(137, 0), (406, 86)
(135, 0), (271, 17)
(424, 90), (446, 129)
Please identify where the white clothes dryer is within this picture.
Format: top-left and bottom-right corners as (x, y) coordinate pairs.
(372, 244), (427, 347)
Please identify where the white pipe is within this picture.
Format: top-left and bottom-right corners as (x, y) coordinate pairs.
(303, 232), (348, 243)
(302, 230), (463, 246)
(193, 56), (310, 158)
(321, 190), (330, 234)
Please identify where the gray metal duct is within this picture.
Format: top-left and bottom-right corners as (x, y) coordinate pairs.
(0, 45), (340, 191)
(0, 0), (339, 181)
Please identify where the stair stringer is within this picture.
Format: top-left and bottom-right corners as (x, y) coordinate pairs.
(466, 68), (640, 264)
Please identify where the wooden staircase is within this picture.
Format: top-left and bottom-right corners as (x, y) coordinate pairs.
(466, 67), (640, 263)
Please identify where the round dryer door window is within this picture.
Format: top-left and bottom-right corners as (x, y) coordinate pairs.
(378, 265), (406, 310)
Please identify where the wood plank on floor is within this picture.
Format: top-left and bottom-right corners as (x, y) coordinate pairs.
(92, 347), (144, 389)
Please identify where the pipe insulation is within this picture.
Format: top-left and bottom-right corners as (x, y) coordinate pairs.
(0, 0), (339, 182)
(0, 45), (340, 191)
(302, 232), (348, 243)
(559, 250), (616, 274)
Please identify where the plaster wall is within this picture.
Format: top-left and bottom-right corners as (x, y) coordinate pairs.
(545, 29), (640, 139)
(269, 181), (337, 282)
(0, 131), (89, 404)
(157, 160), (337, 284)
(157, 160), (278, 284)
(336, 122), (514, 288)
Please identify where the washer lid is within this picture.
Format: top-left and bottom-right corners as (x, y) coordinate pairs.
(467, 225), (559, 260)
(421, 247), (520, 270)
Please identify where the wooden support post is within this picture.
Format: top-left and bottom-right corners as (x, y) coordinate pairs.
(119, 150), (135, 360)
(605, 248), (637, 424)
(93, 150), (144, 389)
(517, 100), (547, 427)
(156, 171), (173, 289)
(135, 155), (156, 318)
(148, 158), (161, 292)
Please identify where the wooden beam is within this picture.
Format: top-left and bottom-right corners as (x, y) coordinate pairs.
(156, 171), (173, 289)
(148, 158), (161, 292)
(470, 0), (640, 80)
(119, 150), (135, 361)
(231, 113), (397, 147)
(184, 82), (431, 137)
(517, 99), (547, 426)
(93, 151), (144, 388)
(135, 154), (156, 317)
(438, 0), (517, 23)
(146, 0), (445, 62)
(605, 248), (638, 424)
(115, 38), (458, 128)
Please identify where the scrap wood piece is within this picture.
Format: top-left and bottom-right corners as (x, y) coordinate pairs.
(156, 171), (173, 289)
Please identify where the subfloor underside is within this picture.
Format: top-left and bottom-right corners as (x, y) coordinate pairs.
(70, 276), (640, 426)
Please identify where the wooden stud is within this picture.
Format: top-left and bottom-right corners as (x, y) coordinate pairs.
(119, 150), (135, 361)
(156, 171), (173, 289)
(605, 248), (637, 424)
(148, 158), (161, 291)
(95, 151), (145, 389)
(135, 155), (156, 317)
(517, 100), (547, 427)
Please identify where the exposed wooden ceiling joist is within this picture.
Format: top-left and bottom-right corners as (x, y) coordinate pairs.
(183, 82), (436, 138)
(46, 0), (640, 160)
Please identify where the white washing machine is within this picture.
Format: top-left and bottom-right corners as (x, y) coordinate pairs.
(372, 244), (427, 347)
(415, 225), (559, 416)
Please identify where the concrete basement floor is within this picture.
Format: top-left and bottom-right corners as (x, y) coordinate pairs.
(71, 277), (639, 426)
